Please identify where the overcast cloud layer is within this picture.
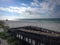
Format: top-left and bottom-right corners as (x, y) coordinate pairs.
(0, 0), (60, 20)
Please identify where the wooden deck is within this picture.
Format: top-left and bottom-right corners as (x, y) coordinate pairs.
(19, 29), (60, 37)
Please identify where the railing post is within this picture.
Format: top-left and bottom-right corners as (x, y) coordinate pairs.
(21, 35), (23, 40)
(26, 37), (28, 42)
(38, 41), (40, 45)
(19, 34), (21, 39)
(35, 40), (39, 45)
(32, 40), (35, 45)
(23, 36), (26, 41)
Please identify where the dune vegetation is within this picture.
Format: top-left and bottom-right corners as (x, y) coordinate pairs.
(0, 21), (23, 45)
(0, 21), (5, 28)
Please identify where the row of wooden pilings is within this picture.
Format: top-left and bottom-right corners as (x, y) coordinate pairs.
(16, 32), (60, 45)
(16, 33), (45, 45)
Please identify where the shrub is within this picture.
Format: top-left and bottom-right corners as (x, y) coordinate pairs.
(0, 32), (22, 45)
(0, 32), (8, 39)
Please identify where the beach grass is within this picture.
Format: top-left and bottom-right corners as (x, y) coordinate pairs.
(0, 32), (22, 45)
(0, 21), (5, 28)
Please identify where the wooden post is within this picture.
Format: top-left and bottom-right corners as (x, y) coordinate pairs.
(32, 40), (35, 45)
(49, 38), (52, 45)
(38, 41), (40, 45)
(23, 36), (26, 41)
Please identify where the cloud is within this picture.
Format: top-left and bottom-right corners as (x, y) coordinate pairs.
(0, 0), (53, 15)
(0, 6), (27, 13)
(47, 0), (60, 5)
(0, 3), (53, 19)
(31, 0), (40, 6)
(0, 0), (60, 20)
(42, 0), (60, 17)
(0, 15), (20, 20)
(21, 3), (28, 6)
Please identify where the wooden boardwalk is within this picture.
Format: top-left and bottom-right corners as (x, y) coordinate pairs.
(19, 29), (60, 37)
(8, 26), (60, 45)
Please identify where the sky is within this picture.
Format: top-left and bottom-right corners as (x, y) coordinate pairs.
(0, 0), (60, 20)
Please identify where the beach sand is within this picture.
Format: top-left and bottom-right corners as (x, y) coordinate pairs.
(5, 21), (60, 32)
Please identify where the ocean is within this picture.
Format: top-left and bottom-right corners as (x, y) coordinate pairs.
(5, 19), (60, 32)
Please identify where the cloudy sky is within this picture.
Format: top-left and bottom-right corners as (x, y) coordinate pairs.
(0, 0), (60, 20)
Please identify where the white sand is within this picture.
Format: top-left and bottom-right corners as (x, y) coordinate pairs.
(5, 21), (60, 32)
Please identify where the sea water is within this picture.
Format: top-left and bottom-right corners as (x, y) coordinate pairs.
(5, 19), (60, 32)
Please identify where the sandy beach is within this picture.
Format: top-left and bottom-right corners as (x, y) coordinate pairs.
(5, 21), (60, 32)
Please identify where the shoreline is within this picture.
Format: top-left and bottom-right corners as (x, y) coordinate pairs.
(5, 21), (60, 32)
